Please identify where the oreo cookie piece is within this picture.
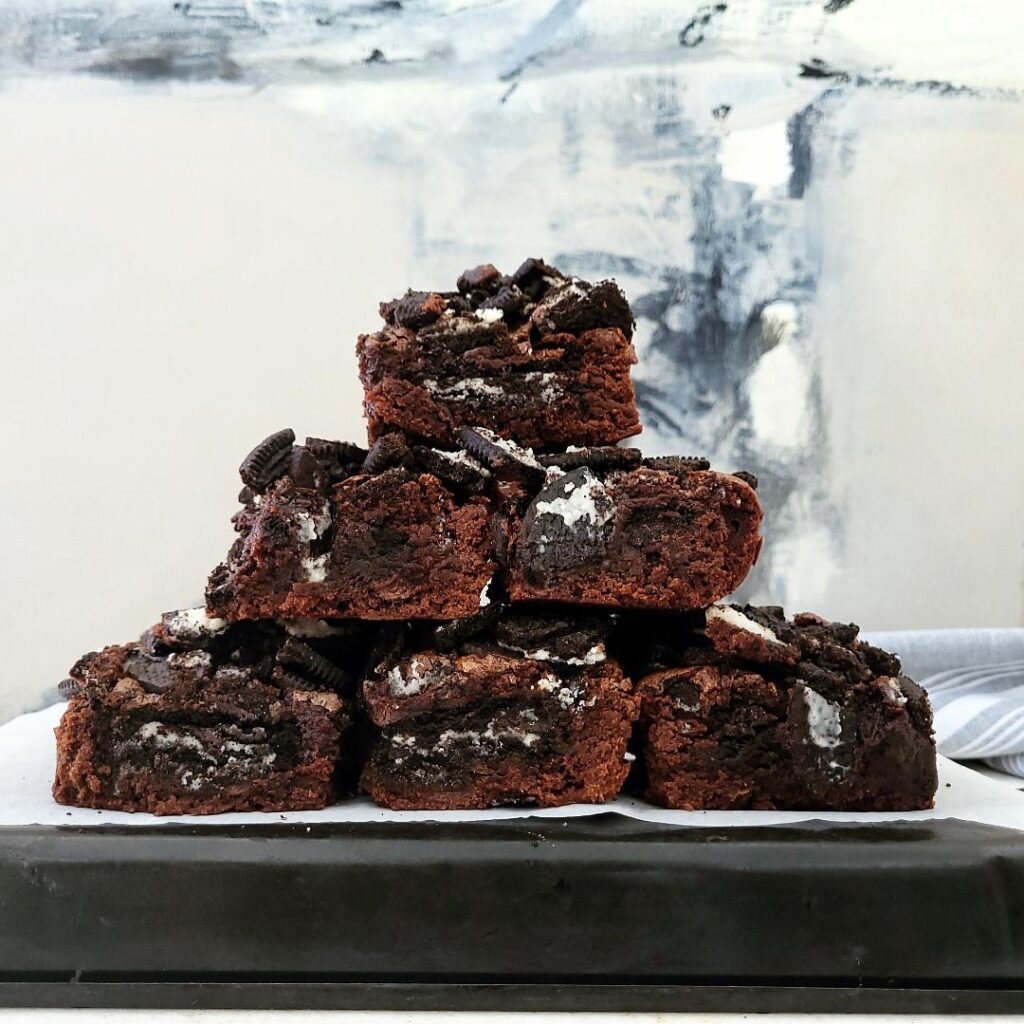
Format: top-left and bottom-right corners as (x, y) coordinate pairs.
(58, 678), (82, 700)
(733, 470), (758, 490)
(362, 432), (415, 475)
(123, 652), (190, 694)
(412, 445), (491, 493)
(642, 455), (711, 476)
(530, 277), (635, 339)
(432, 603), (501, 653)
(510, 257), (565, 301)
(276, 638), (352, 692)
(457, 427), (545, 485)
(478, 284), (527, 323)
(495, 612), (607, 665)
(457, 264), (501, 295)
(537, 446), (642, 474)
(305, 438), (368, 482)
(288, 446), (322, 490)
(518, 466), (617, 576)
(380, 290), (448, 329)
(239, 428), (295, 491)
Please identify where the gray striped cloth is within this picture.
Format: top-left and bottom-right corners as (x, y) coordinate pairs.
(864, 628), (1024, 777)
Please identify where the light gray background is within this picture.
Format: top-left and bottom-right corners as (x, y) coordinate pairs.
(1, 0), (1023, 721)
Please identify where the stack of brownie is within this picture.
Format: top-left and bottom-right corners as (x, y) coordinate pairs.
(53, 259), (938, 814)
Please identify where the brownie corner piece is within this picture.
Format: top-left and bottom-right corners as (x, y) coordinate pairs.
(508, 456), (763, 611)
(357, 260), (641, 448)
(52, 613), (362, 814)
(637, 606), (937, 811)
(359, 611), (639, 810)
(205, 430), (496, 622)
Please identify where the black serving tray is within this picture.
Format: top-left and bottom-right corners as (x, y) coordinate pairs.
(1, 813), (1023, 1012)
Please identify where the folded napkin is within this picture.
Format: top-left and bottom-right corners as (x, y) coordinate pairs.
(864, 628), (1024, 777)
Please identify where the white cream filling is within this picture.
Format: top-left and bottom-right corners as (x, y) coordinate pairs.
(880, 677), (908, 706)
(164, 607), (228, 636)
(802, 686), (843, 749)
(301, 554), (329, 583)
(706, 604), (784, 645)
(534, 469), (614, 530)
(387, 656), (438, 697)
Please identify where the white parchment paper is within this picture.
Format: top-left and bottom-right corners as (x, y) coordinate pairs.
(6, 703), (1024, 830)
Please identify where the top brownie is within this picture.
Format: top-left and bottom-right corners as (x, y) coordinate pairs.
(357, 258), (642, 449)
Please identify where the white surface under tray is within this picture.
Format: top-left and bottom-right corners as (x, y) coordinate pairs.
(4, 702), (1024, 830)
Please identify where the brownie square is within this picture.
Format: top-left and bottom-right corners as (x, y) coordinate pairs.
(53, 610), (368, 814)
(357, 259), (642, 449)
(206, 430), (496, 622)
(635, 605), (938, 811)
(359, 610), (639, 809)
(507, 451), (763, 611)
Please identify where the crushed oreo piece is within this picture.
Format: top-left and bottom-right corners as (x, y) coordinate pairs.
(276, 638), (351, 691)
(642, 455), (711, 476)
(478, 284), (526, 321)
(433, 604), (501, 652)
(412, 445), (491, 492)
(305, 437), (368, 467)
(538, 446), (642, 473)
(362, 432), (414, 475)
(457, 264), (501, 295)
(58, 678), (82, 700)
(859, 642), (903, 679)
(123, 653), (181, 694)
(288, 446), (322, 490)
(519, 466), (616, 576)
(510, 257), (564, 300)
(733, 470), (759, 490)
(495, 612), (606, 664)
(380, 290), (447, 329)
(239, 428), (295, 490)
(531, 277), (634, 339)
(457, 426), (545, 485)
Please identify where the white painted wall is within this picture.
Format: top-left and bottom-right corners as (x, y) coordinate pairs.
(0, 77), (1022, 720)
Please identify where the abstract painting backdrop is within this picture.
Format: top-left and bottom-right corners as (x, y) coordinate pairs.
(2, 0), (1023, 720)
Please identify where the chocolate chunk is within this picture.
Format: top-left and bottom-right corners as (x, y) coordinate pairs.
(238, 485), (255, 504)
(538, 446), (642, 473)
(58, 678), (82, 700)
(457, 426), (545, 485)
(733, 470), (759, 490)
(380, 290), (447, 329)
(433, 604), (501, 652)
(239, 429), (295, 490)
(276, 638), (351, 691)
(642, 455), (712, 476)
(289, 447), (322, 490)
(457, 264), (501, 295)
(412, 445), (491, 492)
(362, 432), (414, 475)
